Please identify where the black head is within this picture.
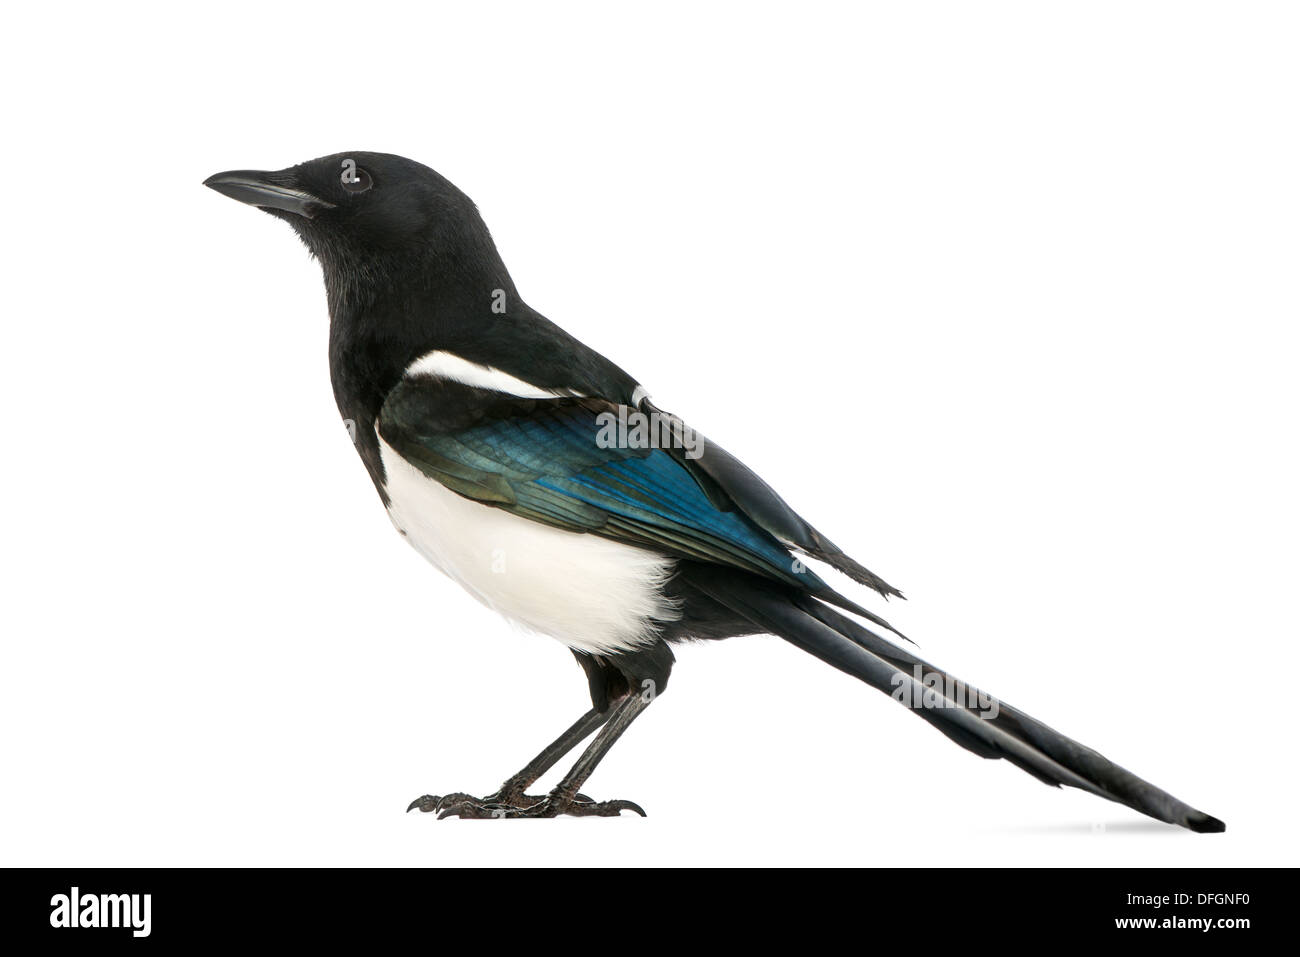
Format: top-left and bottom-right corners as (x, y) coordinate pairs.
(204, 152), (502, 282)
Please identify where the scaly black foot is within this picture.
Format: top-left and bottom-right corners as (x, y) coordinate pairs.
(405, 789), (601, 815)
(433, 791), (646, 819)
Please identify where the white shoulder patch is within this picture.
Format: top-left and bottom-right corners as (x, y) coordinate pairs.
(405, 349), (581, 399)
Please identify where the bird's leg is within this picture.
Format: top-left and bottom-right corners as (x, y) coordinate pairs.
(438, 690), (652, 819)
(484, 706), (612, 805)
(407, 706), (611, 814)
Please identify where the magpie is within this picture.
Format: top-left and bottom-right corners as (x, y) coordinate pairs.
(205, 152), (1224, 830)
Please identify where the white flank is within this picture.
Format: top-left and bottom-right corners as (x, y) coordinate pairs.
(379, 436), (680, 654)
(406, 349), (581, 399)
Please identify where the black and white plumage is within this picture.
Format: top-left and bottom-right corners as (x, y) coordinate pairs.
(205, 152), (1223, 831)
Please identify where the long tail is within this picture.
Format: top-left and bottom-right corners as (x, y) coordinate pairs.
(687, 566), (1224, 833)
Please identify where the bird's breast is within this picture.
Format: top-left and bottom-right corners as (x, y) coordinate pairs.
(377, 436), (678, 654)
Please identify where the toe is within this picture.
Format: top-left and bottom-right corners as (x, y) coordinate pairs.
(433, 792), (477, 813)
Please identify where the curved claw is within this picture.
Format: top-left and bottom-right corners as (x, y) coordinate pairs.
(569, 798), (647, 817)
(407, 794), (440, 813)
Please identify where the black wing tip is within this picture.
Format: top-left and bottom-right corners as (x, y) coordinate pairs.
(820, 552), (905, 601)
(829, 553), (904, 601)
(1187, 812), (1226, 834)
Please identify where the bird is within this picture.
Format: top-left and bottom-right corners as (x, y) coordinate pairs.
(204, 151), (1224, 830)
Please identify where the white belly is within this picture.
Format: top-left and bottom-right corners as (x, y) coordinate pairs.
(378, 437), (680, 654)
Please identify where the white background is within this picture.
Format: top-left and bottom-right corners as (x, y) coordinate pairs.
(2, 1), (1296, 867)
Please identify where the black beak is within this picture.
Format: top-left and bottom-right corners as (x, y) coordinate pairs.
(203, 169), (335, 219)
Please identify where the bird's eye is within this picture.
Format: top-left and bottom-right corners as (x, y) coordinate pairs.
(342, 167), (373, 193)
